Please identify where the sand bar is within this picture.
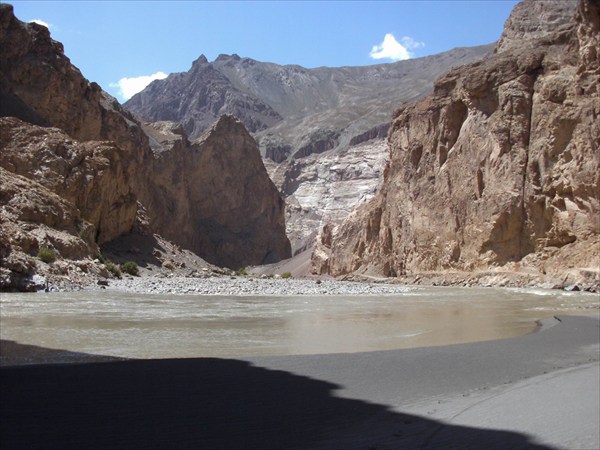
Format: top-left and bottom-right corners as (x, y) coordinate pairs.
(1, 313), (598, 449)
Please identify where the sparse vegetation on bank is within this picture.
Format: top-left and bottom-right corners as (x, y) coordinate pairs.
(121, 261), (139, 276)
(96, 252), (108, 265)
(37, 247), (57, 264)
(105, 262), (121, 278)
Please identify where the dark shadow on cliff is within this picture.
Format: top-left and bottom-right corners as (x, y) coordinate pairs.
(100, 232), (163, 268)
(0, 91), (49, 126)
(1, 355), (555, 449)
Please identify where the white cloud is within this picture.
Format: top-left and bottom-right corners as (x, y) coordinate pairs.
(370, 33), (425, 61)
(109, 71), (168, 101)
(29, 19), (51, 29)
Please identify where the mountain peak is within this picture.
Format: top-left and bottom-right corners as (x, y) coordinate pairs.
(204, 114), (246, 139)
(126, 45), (493, 147)
(191, 54), (208, 67)
(215, 53), (241, 62)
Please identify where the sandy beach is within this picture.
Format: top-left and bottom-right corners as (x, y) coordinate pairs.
(1, 313), (598, 449)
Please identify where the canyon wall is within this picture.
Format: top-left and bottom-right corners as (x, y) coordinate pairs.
(0, 4), (290, 289)
(316, 0), (599, 286)
(141, 116), (290, 268)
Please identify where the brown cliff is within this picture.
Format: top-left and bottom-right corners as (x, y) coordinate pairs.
(316, 0), (599, 289)
(141, 116), (290, 268)
(0, 114), (145, 290)
(0, 5), (151, 165)
(0, 118), (138, 245)
(0, 4), (290, 289)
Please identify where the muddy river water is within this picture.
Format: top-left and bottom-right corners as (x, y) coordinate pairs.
(1, 286), (598, 360)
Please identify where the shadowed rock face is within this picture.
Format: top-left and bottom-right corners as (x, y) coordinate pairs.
(0, 4), (151, 166)
(141, 115), (291, 268)
(316, 0), (599, 280)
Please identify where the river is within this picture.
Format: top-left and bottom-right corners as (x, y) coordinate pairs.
(1, 286), (597, 360)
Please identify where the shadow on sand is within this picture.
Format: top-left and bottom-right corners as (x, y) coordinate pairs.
(1, 350), (553, 449)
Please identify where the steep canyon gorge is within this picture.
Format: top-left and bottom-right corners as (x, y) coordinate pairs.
(0, 0), (598, 291)
(125, 42), (493, 254)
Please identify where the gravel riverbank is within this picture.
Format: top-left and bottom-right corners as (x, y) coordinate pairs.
(104, 275), (414, 296)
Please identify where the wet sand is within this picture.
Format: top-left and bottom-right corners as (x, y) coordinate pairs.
(0, 340), (126, 366)
(1, 313), (598, 449)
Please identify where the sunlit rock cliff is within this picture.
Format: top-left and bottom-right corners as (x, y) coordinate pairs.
(315, 0), (599, 290)
(0, 4), (289, 289)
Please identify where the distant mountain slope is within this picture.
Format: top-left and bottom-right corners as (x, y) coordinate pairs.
(125, 45), (494, 162)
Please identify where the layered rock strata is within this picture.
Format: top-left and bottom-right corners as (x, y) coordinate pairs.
(270, 140), (388, 254)
(316, 0), (599, 286)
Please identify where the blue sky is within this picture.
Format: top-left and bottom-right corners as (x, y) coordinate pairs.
(10, 1), (520, 102)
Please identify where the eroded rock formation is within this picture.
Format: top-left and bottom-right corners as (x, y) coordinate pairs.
(316, 0), (599, 287)
(271, 140), (388, 254)
(0, 3), (147, 289)
(0, 5), (150, 164)
(0, 4), (290, 289)
(141, 116), (290, 268)
(0, 118), (138, 245)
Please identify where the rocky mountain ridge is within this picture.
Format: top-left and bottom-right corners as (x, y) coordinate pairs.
(126, 45), (493, 162)
(315, 0), (599, 291)
(0, 4), (290, 290)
